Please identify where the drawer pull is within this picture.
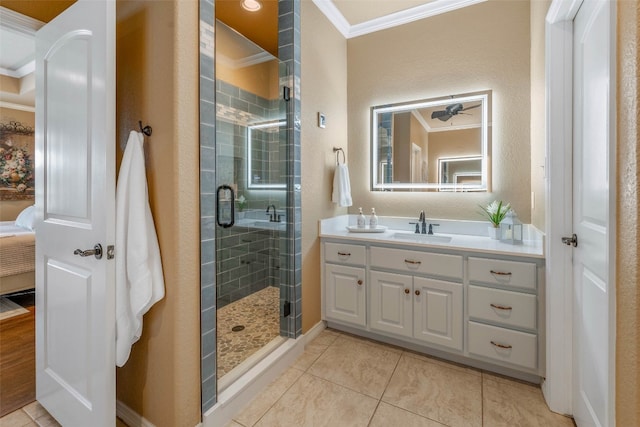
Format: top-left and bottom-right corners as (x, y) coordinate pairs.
(357, 279), (363, 286)
(337, 252), (351, 257)
(490, 270), (512, 276)
(404, 259), (422, 265)
(490, 341), (513, 350)
(404, 288), (410, 294)
(415, 290), (421, 296)
(490, 303), (513, 311)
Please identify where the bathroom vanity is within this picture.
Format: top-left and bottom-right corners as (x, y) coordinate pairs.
(320, 215), (545, 383)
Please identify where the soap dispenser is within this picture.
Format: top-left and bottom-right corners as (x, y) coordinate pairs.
(369, 208), (378, 229)
(357, 207), (366, 228)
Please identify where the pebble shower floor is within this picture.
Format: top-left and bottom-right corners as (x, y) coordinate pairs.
(216, 286), (280, 378)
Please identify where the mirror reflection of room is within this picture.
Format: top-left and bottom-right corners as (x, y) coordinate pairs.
(371, 91), (491, 192)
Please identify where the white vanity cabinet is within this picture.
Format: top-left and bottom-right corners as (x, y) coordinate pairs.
(320, 230), (544, 382)
(369, 247), (464, 351)
(324, 242), (367, 327)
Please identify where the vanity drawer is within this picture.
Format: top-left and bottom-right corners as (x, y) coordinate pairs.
(468, 285), (536, 330)
(468, 257), (536, 291)
(468, 321), (537, 370)
(325, 242), (366, 266)
(370, 247), (463, 280)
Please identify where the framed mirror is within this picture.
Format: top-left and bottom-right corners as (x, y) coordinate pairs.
(371, 91), (491, 192)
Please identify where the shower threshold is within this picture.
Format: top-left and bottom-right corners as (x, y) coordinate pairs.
(218, 335), (287, 392)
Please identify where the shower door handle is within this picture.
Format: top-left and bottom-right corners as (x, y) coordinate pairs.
(216, 185), (235, 228)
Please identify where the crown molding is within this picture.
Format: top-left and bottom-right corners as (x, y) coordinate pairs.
(314, 0), (487, 39)
(0, 6), (44, 36)
(311, 0), (350, 38)
(0, 101), (35, 112)
(216, 51), (275, 70)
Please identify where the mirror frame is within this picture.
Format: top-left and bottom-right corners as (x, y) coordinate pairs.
(370, 92), (490, 192)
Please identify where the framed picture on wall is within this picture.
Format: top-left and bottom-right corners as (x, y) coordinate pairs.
(0, 121), (35, 201)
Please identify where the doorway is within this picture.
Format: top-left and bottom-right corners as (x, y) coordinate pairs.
(0, 6), (41, 418)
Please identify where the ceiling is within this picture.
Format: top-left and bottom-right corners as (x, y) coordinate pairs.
(0, 0), (486, 110)
(315, 0), (487, 38)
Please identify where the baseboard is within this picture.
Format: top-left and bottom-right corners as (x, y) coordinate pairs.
(303, 320), (326, 345)
(116, 400), (156, 427)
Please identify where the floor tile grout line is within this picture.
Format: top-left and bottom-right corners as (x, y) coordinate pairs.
(235, 366), (306, 427)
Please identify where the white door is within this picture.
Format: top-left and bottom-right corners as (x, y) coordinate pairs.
(35, 1), (116, 426)
(324, 264), (366, 327)
(413, 277), (463, 350)
(571, 0), (615, 425)
(370, 271), (413, 338)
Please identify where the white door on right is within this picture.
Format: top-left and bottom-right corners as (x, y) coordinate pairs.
(572, 0), (616, 426)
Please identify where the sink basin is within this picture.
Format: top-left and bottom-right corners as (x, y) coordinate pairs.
(390, 232), (452, 244)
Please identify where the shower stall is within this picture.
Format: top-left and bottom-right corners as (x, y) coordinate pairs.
(199, 0), (301, 413)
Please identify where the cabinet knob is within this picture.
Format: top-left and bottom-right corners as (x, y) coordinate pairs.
(404, 288), (410, 294)
(415, 290), (421, 296)
(357, 279), (363, 285)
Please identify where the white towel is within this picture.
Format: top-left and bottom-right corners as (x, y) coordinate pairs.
(115, 131), (165, 367)
(332, 163), (353, 207)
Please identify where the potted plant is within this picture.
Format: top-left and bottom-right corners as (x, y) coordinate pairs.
(236, 195), (247, 219)
(480, 200), (511, 239)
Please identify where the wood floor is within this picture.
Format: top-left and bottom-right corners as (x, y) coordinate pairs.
(0, 291), (36, 417)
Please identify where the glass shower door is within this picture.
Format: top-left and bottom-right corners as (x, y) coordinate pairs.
(214, 20), (292, 384)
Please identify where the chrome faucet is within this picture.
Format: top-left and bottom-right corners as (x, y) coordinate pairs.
(266, 204), (279, 222)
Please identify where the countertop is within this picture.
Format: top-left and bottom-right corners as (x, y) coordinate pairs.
(319, 215), (544, 259)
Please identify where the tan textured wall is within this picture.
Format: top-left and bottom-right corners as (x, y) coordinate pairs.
(616, 1), (640, 424)
(300, 0), (348, 333)
(0, 108), (35, 220)
(217, 60), (279, 100)
(530, 0), (550, 230)
(115, 1), (200, 426)
(347, 0), (531, 222)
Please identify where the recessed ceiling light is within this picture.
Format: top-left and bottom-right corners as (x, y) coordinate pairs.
(241, 0), (262, 12)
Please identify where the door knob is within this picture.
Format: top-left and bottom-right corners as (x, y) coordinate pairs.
(561, 234), (578, 247)
(74, 244), (103, 259)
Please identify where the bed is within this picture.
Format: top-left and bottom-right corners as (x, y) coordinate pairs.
(0, 218), (36, 296)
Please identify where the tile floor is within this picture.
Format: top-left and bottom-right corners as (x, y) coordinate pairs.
(226, 328), (576, 427)
(1, 401), (60, 427)
(0, 401), (129, 427)
(217, 286), (280, 378)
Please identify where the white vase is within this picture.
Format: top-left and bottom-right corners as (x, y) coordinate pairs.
(237, 211), (245, 219)
(488, 226), (500, 240)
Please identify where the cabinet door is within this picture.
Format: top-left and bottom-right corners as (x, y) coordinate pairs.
(413, 277), (463, 350)
(324, 264), (366, 326)
(370, 271), (413, 338)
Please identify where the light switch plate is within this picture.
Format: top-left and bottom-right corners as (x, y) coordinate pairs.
(318, 112), (326, 128)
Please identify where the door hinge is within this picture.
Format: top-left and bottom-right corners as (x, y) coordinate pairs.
(284, 300), (291, 317)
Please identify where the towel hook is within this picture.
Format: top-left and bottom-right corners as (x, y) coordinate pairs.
(139, 121), (152, 136)
(333, 147), (345, 165)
